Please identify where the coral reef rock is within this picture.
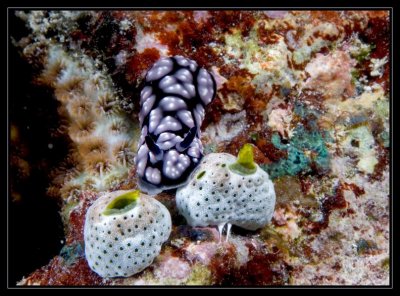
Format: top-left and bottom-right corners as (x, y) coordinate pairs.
(12, 10), (390, 286)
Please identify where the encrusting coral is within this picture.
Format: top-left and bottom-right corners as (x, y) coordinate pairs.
(84, 190), (172, 277)
(176, 144), (276, 240)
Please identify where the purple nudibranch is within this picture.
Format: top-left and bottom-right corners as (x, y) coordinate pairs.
(134, 56), (217, 195)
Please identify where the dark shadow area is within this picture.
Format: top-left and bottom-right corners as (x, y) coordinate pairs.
(8, 10), (66, 286)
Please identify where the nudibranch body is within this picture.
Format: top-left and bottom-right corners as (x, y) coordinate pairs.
(135, 56), (217, 195)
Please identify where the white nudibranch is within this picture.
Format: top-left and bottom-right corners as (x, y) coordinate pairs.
(135, 56), (217, 195)
(176, 144), (276, 242)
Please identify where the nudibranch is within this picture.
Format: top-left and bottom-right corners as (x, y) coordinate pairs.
(135, 56), (217, 195)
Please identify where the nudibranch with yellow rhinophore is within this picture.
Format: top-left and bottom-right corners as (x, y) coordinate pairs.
(135, 56), (217, 195)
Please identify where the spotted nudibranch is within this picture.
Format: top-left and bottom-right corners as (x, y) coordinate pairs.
(135, 56), (217, 195)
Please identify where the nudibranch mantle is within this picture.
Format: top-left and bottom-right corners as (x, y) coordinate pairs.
(135, 56), (217, 195)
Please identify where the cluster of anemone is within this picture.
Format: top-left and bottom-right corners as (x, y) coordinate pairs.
(38, 45), (137, 199)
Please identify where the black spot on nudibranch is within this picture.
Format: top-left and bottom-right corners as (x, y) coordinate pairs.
(135, 56), (217, 195)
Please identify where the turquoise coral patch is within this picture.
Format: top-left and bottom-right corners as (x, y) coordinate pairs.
(262, 102), (331, 179)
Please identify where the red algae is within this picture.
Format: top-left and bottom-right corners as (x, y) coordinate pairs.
(157, 31), (180, 53)
(142, 11), (188, 33)
(225, 132), (271, 164)
(361, 16), (390, 60)
(237, 250), (291, 286)
(299, 177), (313, 195)
(304, 182), (348, 235)
(125, 48), (160, 84)
(255, 130), (288, 162)
(65, 191), (98, 244)
(208, 11), (256, 37)
(342, 182), (366, 198)
(202, 96), (226, 128)
(210, 242), (291, 286)
(139, 10), (223, 69)
(218, 73), (269, 125)
(370, 145), (389, 182)
(22, 257), (107, 286)
(310, 11), (346, 25)
(219, 66), (252, 81)
(257, 18), (295, 46)
(209, 244), (237, 285)
(189, 46), (222, 69)
(222, 127), (289, 165)
(360, 15), (390, 91)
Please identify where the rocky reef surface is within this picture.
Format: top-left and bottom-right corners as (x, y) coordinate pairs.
(11, 10), (390, 286)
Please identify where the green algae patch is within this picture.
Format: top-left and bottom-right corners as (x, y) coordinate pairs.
(250, 133), (259, 141)
(61, 201), (79, 223)
(204, 143), (217, 154)
(262, 146), (309, 179)
(381, 257), (390, 270)
(351, 69), (360, 84)
(380, 130), (390, 148)
(356, 239), (377, 255)
(186, 264), (213, 285)
(103, 190), (139, 216)
(60, 242), (84, 266)
(374, 96), (389, 120)
(260, 226), (291, 256)
(351, 43), (375, 63)
(262, 128), (327, 179)
(262, 102), (331, 179)
(273, 176), (318, 208)
(345, 125), (378, 174)
(229, 144), (257, 175)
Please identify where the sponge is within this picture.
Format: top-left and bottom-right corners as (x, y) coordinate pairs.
(176, 144), (276, 234)
(84, 190), (171, 278)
